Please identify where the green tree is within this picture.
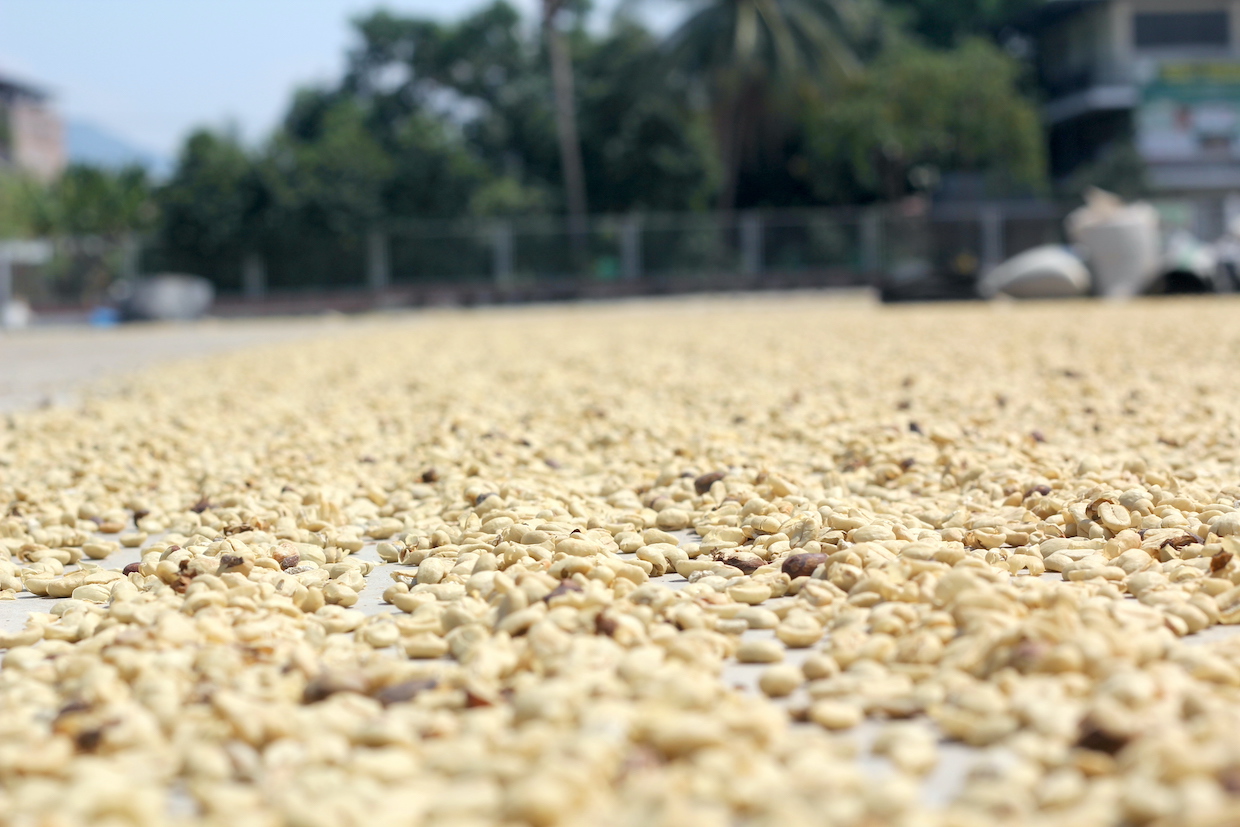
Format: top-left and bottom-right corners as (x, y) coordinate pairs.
(345, 3), (561, 211)
(0, 172), (40, 238)
(468, 176), (553, 217)
(155, 130), (267, 283)
(801, 38), (1045, 203)
(577, 18), (719, 212)
(881, 0), (1039, 48)
(151, 0), (1058, 294)
(1, 165), (155, 302)
(344, 2), (713, 214)
(257, 97), (393, 289)
(25, 165), (154, 237)
(262, 91), (491, 288)
(665, 0), (865, 209)
(266, 96), (393, 235)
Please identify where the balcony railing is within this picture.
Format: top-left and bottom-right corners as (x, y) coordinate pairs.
(1043, 61), (1139, 100)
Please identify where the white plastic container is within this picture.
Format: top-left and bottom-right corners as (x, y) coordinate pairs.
(979, 245), (1090, 300)
(117, 274), (214, 321)
(1066, 188), (1162, 298)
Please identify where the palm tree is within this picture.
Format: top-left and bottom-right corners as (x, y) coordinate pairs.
(542, 0), (589, 250)
(666, 0), (864, 210)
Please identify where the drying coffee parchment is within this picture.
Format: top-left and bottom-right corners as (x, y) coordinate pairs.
(2, 295), (1239, 826)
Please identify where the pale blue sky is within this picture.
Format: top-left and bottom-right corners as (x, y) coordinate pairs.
(0, 0), (679, 160)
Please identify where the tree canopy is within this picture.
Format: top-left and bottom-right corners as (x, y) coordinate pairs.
(882, 0), (1041, 47)
(2, 0), (1052, 290)
(801, 37), (1045, 203)
(665, 0), (868, 209)
(5, 165), (156, 239)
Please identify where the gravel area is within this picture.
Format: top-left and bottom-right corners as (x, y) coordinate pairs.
(3, 294), (1240, 825)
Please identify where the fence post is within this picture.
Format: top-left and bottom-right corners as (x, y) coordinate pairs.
(860, 208), (882, 277)
(0, 251), (11, 328)
(492, 221), (514, 287)
(980, 204), (1004, 275)
(366, 230), (390, 292)
(740, 212), (764, 279)
(620, 215), (642, 281)
(120, 234), (140, 281)
(242, 252), (267, 300)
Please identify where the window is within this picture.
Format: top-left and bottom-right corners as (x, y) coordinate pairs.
(1134, 11), (1229, 49)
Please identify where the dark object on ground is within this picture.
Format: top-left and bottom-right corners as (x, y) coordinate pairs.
(879, 257), (980, 303)
(1146, 269), (1216, 295)
(1148, 231), (1218, 295)
(880, 274), (979, 303)
(115, 275), (214, 321)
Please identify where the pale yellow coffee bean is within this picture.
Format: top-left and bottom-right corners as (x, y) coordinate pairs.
(82, 541), (119, 560)
(403, 633), (449, 659)
(736, 638), (783, 664)
(656, 508), (690, 531)
(809, 700), (863, 730)
(775, 620), (823, 648)
(70, 584), (111, 604)
(759, 664), (804, 697)
(727, 582), (772, 606)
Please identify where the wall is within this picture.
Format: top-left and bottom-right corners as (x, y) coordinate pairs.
(8, 97), (65, 182)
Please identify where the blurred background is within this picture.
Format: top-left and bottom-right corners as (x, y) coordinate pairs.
(1, 0), (1238, 319)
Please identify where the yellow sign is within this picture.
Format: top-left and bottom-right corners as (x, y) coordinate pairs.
(1159, 62), (1240, 87)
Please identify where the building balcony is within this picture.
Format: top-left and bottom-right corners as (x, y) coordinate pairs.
(1042, 63), (1140, 124)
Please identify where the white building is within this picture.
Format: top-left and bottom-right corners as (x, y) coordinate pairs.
(0, 72), (65, 182)
(1027, 0), (1240, 236)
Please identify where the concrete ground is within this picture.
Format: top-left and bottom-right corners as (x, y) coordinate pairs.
(0, 316), (355, 412)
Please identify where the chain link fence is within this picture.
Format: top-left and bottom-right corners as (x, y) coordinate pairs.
(3, 202), (1066, 317)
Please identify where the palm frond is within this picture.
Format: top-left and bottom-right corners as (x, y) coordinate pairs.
(668, 0), (862, 84)
(664, 0), (868, 208)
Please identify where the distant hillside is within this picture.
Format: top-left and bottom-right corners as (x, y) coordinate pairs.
(66, 120), (171, 177)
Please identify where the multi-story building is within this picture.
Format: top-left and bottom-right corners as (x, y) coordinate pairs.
(1026, 1), (1240, 237)
(0, 72), (65, 182)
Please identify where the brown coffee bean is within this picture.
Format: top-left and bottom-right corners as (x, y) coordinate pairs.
(782, 553), (829, 579)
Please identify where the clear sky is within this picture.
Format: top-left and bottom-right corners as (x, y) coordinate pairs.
(0, 0), (679, 161)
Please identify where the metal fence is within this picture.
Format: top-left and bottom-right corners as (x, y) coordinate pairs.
(3, 201), (1067, 314)
(3, 235), (139, 309)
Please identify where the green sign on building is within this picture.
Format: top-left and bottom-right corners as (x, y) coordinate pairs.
(1138, 61), (1240, 162)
